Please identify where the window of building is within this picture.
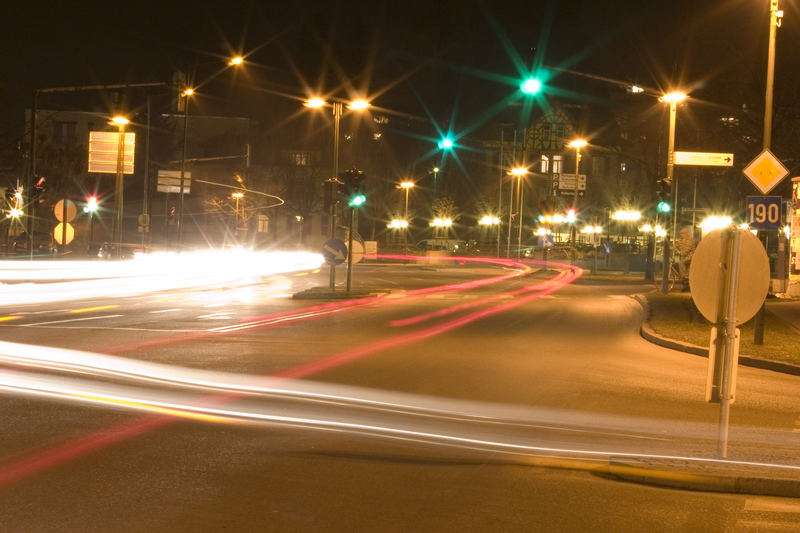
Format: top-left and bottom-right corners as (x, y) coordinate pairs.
(52, 121), (77, 144)
(292, 152), (309, 166)
(541, 122), (552, 139)
(555, 124), (566, 139)
(553, 155), (562, 174)
(540, 155), (549, 174)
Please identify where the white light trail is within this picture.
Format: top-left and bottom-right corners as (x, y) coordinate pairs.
(0, 250), (323, 305)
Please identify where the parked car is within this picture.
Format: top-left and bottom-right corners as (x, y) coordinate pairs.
(11, 232), (54, 256)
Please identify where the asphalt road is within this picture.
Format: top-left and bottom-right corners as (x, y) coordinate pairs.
(0, 260), (799, 531)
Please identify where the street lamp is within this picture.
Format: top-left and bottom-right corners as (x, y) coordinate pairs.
(176, 58), (244, 248)
(658, 90), (687, 293)
(399, 180), (414, 221)
(305, 96), (371, 289)
(508, 166), (528, 258)
(232, 191), (244, 232)
(111, 115), (129, 257)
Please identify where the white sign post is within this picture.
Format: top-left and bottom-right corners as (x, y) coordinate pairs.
(689, 227), (770, 458)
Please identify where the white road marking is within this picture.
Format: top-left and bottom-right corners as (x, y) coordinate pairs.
(24, 314), (124, 326)
(745, 497), (800, 513)
(149, 308), (182, 314)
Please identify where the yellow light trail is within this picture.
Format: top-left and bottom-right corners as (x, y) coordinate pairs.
(70, 305), (119, 314)
(0, 316), (21, 322)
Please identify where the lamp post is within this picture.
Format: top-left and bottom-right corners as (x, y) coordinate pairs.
(508, 167), (528, 258)
(232, 191), (244, 233)
(111, 116), (129, 258)
(569, 139), (587, 260)
(176, 57), (244, 249)
(305, 97), (370, 289)
(659, 91), (687, 293)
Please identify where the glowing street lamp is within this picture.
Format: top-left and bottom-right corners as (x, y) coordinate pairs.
(110, 115), (129, 256)
(507, 166), (529, 258)
(305, 96), (371, 289)
(479, 215), (500, 226)
(658, 89), (688, 293)
(176, 57), (244, 248)
(399, 180), (414, 221)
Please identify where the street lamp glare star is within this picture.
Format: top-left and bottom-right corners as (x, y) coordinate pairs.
(660, 91), (687, 103)
(183, 88), (194, 97)
(348, 99), (370, 110)
(304, 97), (326, 108)
(111, 116), (129, 127)
(569, 139), (588, 149)
(229, 56), (244, 66)
(509, 167), (528, 176)
(399, 181), (415, 189)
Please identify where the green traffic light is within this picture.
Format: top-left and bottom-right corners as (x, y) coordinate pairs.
(349, 194), (366, 207)
(520, 78), (541, 95)
(657, 201), (671, 213)
(438, 137), (453, 150)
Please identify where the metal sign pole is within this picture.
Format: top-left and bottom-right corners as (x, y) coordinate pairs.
(346, 206), (355, 294)
(717, 228), (742, 459)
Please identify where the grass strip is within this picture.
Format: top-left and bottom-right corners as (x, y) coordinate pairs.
(643, 292), (800, 366)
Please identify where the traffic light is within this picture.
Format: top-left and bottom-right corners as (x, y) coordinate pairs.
(437, 136), (454, 150)
(32, 176), (46, 202)
(341, 168), (366, 207)
(520, 77), (541, 95)
(656, 179), (671, 213)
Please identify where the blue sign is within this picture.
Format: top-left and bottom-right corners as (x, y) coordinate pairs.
(746, 195), (782, 230)
(322, 239), (348, 265)
(601, 241), (612, 255)
(537, 234), (554, 249)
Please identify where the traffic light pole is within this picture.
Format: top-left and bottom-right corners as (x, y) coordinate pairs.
(329, 102), (342, 290)
(346, 206), (355, 294)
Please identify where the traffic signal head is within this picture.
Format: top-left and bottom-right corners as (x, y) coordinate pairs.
(341, 168), (366, 208)
(657, 201), (671, 214)
(438, 137), (454, 150)
(520, 77), (541, 95)
(656, 179), (671, 213)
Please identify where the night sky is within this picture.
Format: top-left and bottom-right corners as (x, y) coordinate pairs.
(3, 1), (796, 124)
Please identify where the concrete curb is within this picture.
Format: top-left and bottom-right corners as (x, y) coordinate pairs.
(632, 294), (800, 377)
(526, 455), (800, 497)
(601, 458), (800, 498)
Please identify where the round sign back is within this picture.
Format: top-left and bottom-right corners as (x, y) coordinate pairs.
(689, 228), (770, 325)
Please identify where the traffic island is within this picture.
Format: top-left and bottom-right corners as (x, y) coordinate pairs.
(292, 287), (391, 300)
(634, 293), (800, 376)
(596, 457), (800, 497)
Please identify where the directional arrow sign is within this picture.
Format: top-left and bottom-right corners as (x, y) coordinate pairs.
(674, 151), (734, 167)
(322, 239), (348, 265)
(743, 149), (789, 194)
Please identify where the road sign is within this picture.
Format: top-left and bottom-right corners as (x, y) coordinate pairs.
(53, 223), (74, 245)
(537, 234), (554, 249)
(553, 173), (586, 190)
(157, 170), (192, 194)
(674, 151), (734, 166)
(746, 195), (782, 230)
(601, 241), (612, 255)
(689, 228), (769, 325)
(88, 131), (135, 174)
(350, 240), (365, 265)
(322, 239), (347, 265)
(54, 199), (77, 222)
(743, 149), (789, 194)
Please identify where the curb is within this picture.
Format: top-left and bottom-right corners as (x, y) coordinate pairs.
(292, 288), (391, 300)
(632, 294), (800, 377)
(600, 458), (800, 498)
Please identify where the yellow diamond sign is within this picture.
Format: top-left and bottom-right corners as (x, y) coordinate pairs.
(743, 149), (788, 194)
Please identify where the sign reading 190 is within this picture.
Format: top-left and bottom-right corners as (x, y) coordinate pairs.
(746, 195), (782, 230)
